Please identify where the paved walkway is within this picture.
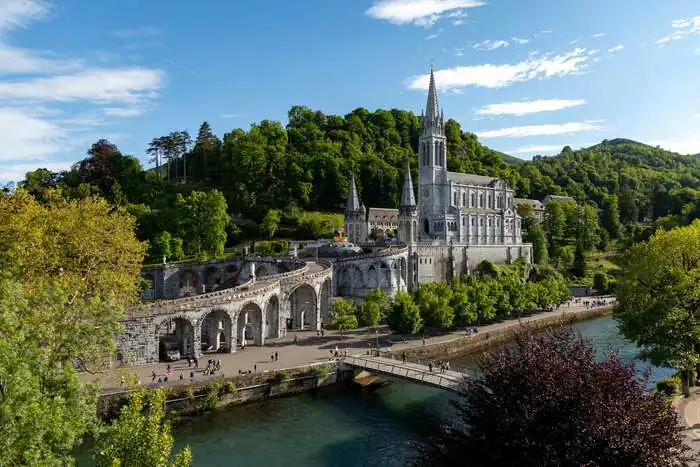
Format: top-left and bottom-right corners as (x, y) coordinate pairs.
(675, 388), (700, 461)
(85, 296), (612, 394)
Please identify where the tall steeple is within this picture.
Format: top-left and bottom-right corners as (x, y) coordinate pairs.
(346, 173), (361, 212)
(400, 157), (416, 208)
(425, 65), (440, 122)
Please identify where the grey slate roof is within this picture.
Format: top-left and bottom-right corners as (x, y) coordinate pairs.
(400, 158), (416, 207)
(346, 174), (361, 212)
(515, 198), (545, 210)
(447, 171), (499, 187)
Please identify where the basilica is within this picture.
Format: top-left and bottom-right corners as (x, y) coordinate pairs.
(344, 68), (532, 291)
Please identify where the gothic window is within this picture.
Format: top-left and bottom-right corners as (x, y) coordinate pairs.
(424, 218), (430, 234)
(471, 218), (476, 226)
(480, 218), (484, 227)
(462, 217), (465, 226)
(471, 193), (476, 207)
(479, 194), (484, 208)
(453, 191), (458, 205)
(489, 218), (493, 227)
(488, 195), (493, 209)
(497, 196), (502, 209)
(462, 192), (466, 206)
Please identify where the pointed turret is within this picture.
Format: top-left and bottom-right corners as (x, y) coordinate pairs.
(425, 65), (440, 122)
(400, 158), (416, 208)
(346, 173), (361, 212)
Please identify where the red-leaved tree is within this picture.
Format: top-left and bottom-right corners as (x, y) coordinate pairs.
(418, 325), (690, 466)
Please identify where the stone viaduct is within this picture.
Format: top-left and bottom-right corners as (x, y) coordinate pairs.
(118, 247), (410, 366)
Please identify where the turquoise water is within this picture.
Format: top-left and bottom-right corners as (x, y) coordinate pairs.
(171, 315), (674, 466)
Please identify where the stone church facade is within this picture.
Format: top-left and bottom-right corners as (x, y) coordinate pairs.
(344, 67), (532, 291)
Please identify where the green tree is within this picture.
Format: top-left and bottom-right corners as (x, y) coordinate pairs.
(416, 282), (454, 328)
(450, 279), (478, 326)
(170, 236), (184, 260)
(182, 190), (228, 256)
(615, 221), (700, 391)
(525, 224), (549, 265)
(572, 241), (587, 278)
(260, 209), (281, 239)
(327, 299), (358, 339)
(357, 288), (387, 327)
(95, 389), (192, 466)
(387, 291), (423, 335)
(577, 204), (601, 251)
(152, 231), (172, 261)
(543, 201), (565, 241)
(593, 272), (609, 294)
(601, 195), (622, 238)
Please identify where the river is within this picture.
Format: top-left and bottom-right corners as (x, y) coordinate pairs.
(170, 315), (674, 466)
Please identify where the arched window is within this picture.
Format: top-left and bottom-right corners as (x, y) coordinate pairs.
(471, 193), (476, 207)
(479, 194), (484, 208)
(497, 195), (502, 209)
(462, 192), (466, 206)
(488, 195), (493, 209)
(453, 191), (458, 205)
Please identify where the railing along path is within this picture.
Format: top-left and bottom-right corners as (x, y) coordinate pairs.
(345, 355), (468, 394)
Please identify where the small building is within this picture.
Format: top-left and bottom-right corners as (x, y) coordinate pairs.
(514, 198), (545, 224)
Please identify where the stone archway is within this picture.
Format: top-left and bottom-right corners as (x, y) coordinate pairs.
(320, 279), (332, 325)
(265, 296), (280, 339)
(337, 265), (362, 297)
(156, 317), (194, 361)
(287, 284), (317, 331)
(200, 309), (232, 353)
(238, 302), (263, 347)
(257, 265), (269, 277)
(367, 262), (391, 292)
(179, 270), (199, 297)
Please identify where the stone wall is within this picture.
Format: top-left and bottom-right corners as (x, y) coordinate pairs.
(97, 362), (353, 421)
(398, 307), (612, 361)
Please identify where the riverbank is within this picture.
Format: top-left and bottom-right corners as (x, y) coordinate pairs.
(93, 297), (614, 418)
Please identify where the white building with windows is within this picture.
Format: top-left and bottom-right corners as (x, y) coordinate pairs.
(343, 67), (532, 290)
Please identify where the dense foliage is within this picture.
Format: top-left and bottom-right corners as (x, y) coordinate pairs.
(615, 220), (700, 385)
(419, 326), (689, 466)
(95, 390), (192, 466)
(16, 110), (700, 264)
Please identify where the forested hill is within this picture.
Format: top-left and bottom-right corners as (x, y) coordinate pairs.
(521, 138), (700, 223)
(17, 106), (700, 248)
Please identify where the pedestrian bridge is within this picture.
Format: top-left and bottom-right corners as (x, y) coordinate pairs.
(344, 355), (468, 394)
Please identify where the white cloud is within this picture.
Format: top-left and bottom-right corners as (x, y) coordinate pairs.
(656, 16), (700, 44)
(475, 99), (586, 116)
(454, 48), (464, 56)
(569, 39), (579, 45)
(646, 140), (700, 155)
(592, 32), (606, 38)
(473, 37), (530, 51)
(508, 144), (563, 154)
(366, 0), (484, 27)
(0, 43), (82, 74)
(0, 160), (72, 183)
(476, 121), (604, 138)
(406, 48), (592, 90)
(473, 39), (509, 51)
(0, 68), (163, 102)
(0, 107), (65, 160)
(453, 19), (464, 26)
(0, 0), (49, 35)
(608, 44), (624, 53)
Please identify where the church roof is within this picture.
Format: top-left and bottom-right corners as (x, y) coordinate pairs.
(515, 198), (545, 210)
(367, 207), (399, 224)
(447, 171), (500, 187)
(400, 158), (416, 207)
(425, 66), (440, 122)
(346, 174), (361, 212)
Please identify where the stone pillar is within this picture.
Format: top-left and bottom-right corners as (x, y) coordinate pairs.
(230, 313), (238, 353)
(192, 320), (202, 360)
(315, 295), (322, 331)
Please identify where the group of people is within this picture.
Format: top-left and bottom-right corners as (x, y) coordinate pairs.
(427, 360), (450, 373)
(203, 358), (222, 376)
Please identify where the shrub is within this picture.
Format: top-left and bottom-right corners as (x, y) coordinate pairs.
(313, 364), (330, 378)
(200, 382), (221, 410)
(225, 382), (237, 394)
(274, 371), (289, 382)
(656, 375), (682, 397)
(185, 388), (194, 400)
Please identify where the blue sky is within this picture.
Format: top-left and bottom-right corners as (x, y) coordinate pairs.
(0, 0), (699, 182)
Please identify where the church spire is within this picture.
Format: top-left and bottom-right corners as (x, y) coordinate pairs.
(425, 65), (440, 122)
(400, 157), (416, 208)
(346, 173), (361, 212)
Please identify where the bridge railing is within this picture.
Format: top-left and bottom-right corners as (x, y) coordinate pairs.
(345, 355), (467, 390)
(373, 350), (478, 378)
